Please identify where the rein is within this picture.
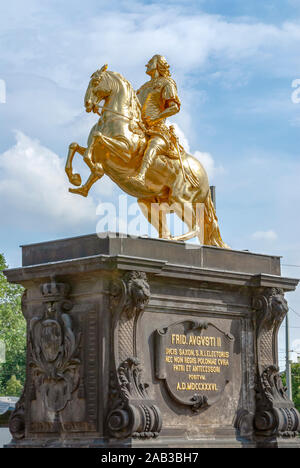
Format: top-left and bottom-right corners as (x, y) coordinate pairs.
(95, 105), (132, 120)
(96, 102), (140, 122)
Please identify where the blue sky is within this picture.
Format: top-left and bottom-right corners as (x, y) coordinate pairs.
(0, 0), (300, 366)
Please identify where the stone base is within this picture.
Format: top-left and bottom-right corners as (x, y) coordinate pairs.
(5, 436), (300, 449)
(4, 234), (300, 448)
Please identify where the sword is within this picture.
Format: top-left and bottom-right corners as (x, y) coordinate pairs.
(170, 125), (187, 182)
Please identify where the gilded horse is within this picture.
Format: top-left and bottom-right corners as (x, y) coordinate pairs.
(65, 65), (228, 247)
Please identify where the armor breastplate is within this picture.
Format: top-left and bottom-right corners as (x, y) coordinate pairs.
(137, 77), (169, 126)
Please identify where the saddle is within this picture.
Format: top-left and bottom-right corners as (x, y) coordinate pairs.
(144, 123), (183, 160)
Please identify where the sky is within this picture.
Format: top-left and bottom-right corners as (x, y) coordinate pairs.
(0, 0), (300, 367)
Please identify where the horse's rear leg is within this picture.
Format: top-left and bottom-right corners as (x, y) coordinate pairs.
(138, 199), (171, 239)
(171, 201), (204, 243)
(65, 142), (87, 186)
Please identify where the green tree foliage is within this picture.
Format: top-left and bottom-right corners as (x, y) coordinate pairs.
(281, 362), (300, 413)
(5, 374), (23, 396)
(0, 253), (26, 396)
(290, 363), (300, 413)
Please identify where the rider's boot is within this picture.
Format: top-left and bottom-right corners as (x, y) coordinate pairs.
(131, 161), (150, 188)
(133, 165), (147, 184)
(132, 140), (157, 187)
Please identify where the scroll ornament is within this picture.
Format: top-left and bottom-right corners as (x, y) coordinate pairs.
(107, 271), (162, 439)
(9, 387), (26, 440)
(253, 288), (300, 438)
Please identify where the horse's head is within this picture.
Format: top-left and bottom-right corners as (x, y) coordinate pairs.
(84, 64), (110, 113)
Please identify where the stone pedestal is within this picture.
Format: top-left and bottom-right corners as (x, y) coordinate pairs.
(4, 234), (300, 448)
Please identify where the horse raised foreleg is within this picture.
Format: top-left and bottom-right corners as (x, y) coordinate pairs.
(82, 131), (108, 175)
(66, 139), (104, 197)
(69, 172), (103, 197)
(65, 142), (87, 186)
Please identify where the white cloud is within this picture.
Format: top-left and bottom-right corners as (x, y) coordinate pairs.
(0, 131), (114, 231)
(291, 339), (300, 363)
(193, 151), (225, 181)
(292, 338), (300, 352)
(251, 230), (278, 241)
(1, 3), (300, 172)
(2, 2), (300, 91)
(1, 1), (300, 165)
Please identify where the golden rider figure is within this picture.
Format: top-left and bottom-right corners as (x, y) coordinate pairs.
(132, 54), (181, 185)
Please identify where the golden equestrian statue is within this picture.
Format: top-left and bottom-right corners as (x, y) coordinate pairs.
(65, 55), (228, 247)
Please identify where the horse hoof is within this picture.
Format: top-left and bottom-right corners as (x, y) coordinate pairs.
(69, 187), (88, 197)
(70, 173), (82, 187)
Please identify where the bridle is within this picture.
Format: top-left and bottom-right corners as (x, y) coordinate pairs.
(91, 73), (142, 123)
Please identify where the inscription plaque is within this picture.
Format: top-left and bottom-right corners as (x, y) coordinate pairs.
(155, 320), (234, 412)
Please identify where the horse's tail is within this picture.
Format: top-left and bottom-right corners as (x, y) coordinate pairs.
(204, 190), (230, 249)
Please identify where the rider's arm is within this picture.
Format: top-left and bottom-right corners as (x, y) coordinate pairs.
(150, 100), (180, 124)
(149, 80), (181, 125)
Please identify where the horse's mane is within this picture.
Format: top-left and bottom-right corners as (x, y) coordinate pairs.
(106, 70), (142, 119)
